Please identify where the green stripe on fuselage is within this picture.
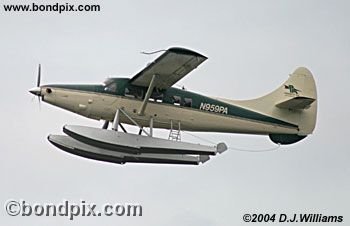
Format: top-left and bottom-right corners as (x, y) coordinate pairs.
(44, 78), (298, 128)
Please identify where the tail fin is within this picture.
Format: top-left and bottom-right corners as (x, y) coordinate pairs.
(237, 67), (317, 144)
(275, 67), (317, 135)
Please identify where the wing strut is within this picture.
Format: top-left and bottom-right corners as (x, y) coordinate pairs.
(138, 74), (157, 115)
(113, 108), (151, 136)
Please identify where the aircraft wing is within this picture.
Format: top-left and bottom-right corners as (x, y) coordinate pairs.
(129, 47), (207, 89)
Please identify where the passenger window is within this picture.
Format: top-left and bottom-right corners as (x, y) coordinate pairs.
(173, 96), (181, 106)
(184, 98), (192, 107)
(151, 91), (164, 103)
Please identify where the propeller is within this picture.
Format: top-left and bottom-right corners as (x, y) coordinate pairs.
(37, 64), (41, 106)
(29, 64), (42, 108)
(37, 64), (41, 87)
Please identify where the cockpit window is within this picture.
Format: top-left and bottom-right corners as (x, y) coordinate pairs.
(103, 79), (117, 93)
(125, 87), (144, 99)
(104, 83), (117, 93)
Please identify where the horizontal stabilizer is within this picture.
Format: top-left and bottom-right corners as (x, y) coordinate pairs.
(276, 96), (315, 110)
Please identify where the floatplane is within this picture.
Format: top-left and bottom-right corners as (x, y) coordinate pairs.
(29, 47), (317, 165)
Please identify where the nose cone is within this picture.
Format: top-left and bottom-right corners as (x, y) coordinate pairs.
(29, 87), (41, 96)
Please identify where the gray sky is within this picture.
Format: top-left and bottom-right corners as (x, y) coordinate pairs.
(1, 0), (349, 225)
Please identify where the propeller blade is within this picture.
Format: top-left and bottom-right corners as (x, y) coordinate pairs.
(38, 96), (41, 110)
(30, 64), (43, 111)
(37, 64), (41, 87)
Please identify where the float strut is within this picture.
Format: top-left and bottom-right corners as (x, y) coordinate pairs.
(112, 109), (120, 131)
(149, 117), (154, 137)
(102, 120), (109, 129)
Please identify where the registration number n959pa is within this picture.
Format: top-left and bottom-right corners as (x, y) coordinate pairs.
(199, 103), (228, 114)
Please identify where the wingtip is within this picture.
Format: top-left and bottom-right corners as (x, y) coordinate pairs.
(168, 47), (207, 59)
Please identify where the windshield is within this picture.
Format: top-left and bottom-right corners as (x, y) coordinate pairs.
(103, 79), (117, 93)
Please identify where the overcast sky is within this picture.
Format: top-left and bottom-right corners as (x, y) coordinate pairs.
(1, 0), (349, 225)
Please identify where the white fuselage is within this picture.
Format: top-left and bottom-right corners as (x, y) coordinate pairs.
(42, 87), (298, 135)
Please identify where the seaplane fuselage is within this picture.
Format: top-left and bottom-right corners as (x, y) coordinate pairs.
(33, 77), (299, 136)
